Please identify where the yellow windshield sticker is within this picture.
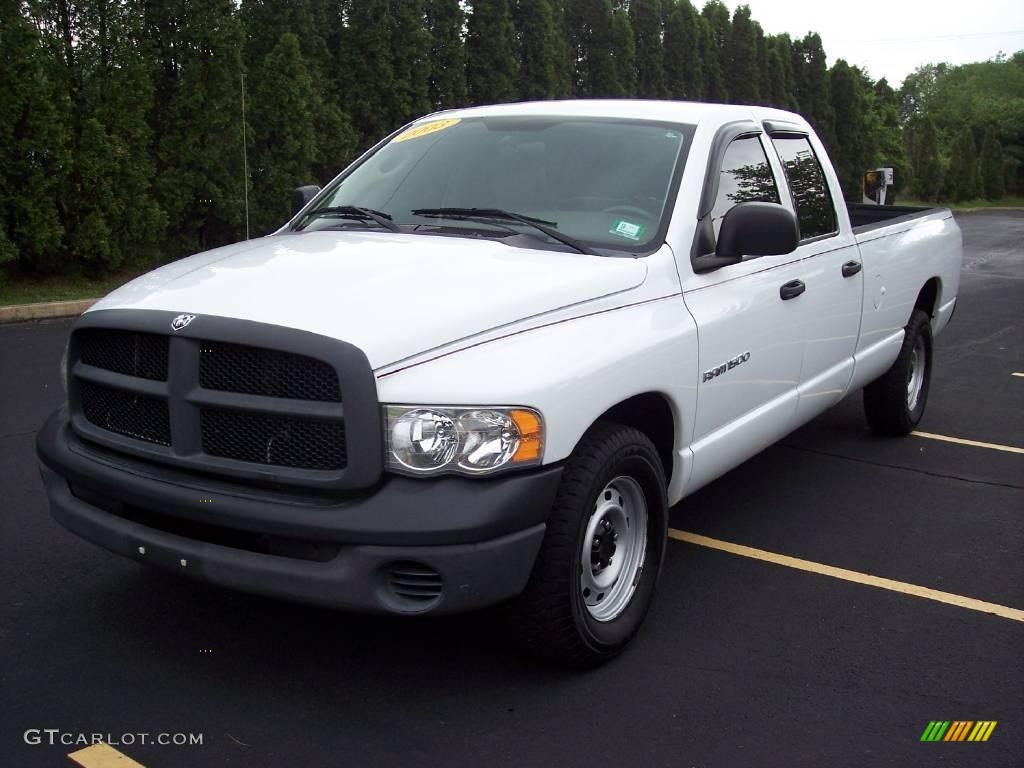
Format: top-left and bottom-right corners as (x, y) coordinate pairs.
(393, 118), (460, 143)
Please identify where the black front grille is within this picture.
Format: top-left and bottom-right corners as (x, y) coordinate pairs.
(201, 409), (347, 471)
(199, 341), (341, 402)
(78, 329), (169, 381)
(79, 380), (171, 446)
(68, 312), (381, 490)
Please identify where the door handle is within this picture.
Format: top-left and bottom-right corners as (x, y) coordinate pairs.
(780, 279), (806, 301)
(842, 261), (863, 278)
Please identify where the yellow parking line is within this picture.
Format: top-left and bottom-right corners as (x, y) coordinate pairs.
(911, 431), (1024, 455)
(68, 743), (145, 768)
(668, 529), (1024, 622)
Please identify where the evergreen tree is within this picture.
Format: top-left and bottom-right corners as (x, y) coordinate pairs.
(763, 46), (786, 108)
(570, 0), (622, 98)
(863, 78), (908, 198)
(765, 34), (798, 109)
(64, 117), (118, 267)
(240, 0), (353, 181)
(753, 21), (769, 103)
(143, 0), (190, 126)
(549, 2), (576, 98)
(92, 10), (167, 267)
(630, 0), (665, 98)
(515, 0), (561, 100)
(466, 0), (518, 105)
(0, 2), (67, 272)
(980, 126), (1006, 200)
(697, 10), (726, 100)
(829, 60), (867, 200)
(663, 0), (703, 100)
(903, 117), (920, 194)
(155, 0), (248, 255)
(33, 0), (166, 272)
(338, 0), (396, 145)
(700, 0), (731, 102)
(425, 0), (468, 108)
(726, 5), (759, 104)
(249, 33), (320, 234)
(390, 0), (433, 124)
(947, 126), (980, 202)
(911, 117), (941, 201)
(791, 33), (835, 151)
(610, 6), (637, 97)
(241, 0), (334, 72)
(701, 1), (730, 53)
(562, 0), (588, 93)
(313, 104), (358, 182)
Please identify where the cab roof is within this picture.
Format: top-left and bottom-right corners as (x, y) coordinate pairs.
(424, 99), (808, 131)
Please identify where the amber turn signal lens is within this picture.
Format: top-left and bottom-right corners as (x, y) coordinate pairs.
(510, 409), (543, 463)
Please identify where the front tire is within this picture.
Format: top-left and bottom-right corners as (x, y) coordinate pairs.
(509, 422), (668, 666)
(863, 308), (933, 435)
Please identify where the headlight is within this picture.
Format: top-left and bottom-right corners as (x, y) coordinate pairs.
(385, 405), (543, 477)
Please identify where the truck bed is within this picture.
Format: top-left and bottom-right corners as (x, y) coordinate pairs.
(847, 200), (961, 360)
(846, 203), (949, 235)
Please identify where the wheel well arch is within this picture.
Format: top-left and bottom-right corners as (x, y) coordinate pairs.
(596, 393), (676, 483)
(915, 277), (941, 319)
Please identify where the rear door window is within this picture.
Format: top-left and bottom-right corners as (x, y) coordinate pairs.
(771, 137), (837, 240)
(709, 136), (780, 239)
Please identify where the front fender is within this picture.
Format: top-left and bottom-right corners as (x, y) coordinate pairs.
(375, 293), (699, 504)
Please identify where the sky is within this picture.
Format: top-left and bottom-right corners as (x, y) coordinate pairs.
(737, 0), (1024, 85)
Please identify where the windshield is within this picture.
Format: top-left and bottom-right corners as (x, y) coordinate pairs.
(297, 116), (695, 254)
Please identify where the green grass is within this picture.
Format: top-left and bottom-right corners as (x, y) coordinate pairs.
(0, 270), (143, 307)
(897, 195), (1024, 211)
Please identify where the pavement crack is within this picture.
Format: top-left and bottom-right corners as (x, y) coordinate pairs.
(778, 443), (1024, 490)
(0, 428), (38, 440)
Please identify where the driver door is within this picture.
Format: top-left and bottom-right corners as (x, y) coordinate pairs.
(681, 133), (807, 492)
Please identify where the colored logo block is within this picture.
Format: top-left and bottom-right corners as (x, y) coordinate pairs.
(920, 721), (997, 742)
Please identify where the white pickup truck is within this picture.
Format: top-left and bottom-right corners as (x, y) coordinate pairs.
(38, 100), (961, 665)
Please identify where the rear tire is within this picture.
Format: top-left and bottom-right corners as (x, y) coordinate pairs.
(509, 422), (668, 667)
(863, 309), (933, 435)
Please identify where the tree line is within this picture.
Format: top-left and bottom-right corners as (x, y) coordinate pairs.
(2, 0), (1021, 279)
(900, 53), (1024, 203)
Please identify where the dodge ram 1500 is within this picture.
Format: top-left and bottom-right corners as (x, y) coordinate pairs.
(37, 100), (962, 664)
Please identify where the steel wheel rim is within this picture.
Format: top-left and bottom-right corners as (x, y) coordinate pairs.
(580, 475), (648, 622)
(907, 335), (926, 411)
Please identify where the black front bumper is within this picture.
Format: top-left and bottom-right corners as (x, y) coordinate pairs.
(37, 408), (561, 614)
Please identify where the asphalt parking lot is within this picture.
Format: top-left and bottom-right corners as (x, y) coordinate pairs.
(1, 211), (1021, 767)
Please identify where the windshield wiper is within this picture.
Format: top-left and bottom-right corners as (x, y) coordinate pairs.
(411, 207), (596, 255)
(298, 205), (401, 232)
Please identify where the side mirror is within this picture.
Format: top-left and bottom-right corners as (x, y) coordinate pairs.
(291, 185), (321, 216)
(715, 202), (798, 259)
(693, 202), (799, 273)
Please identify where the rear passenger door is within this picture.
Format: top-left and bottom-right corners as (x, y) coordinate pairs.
(767, 129), (863, 423)
(682, 130), (808, 492)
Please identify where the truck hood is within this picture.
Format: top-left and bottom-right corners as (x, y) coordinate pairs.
(90, 231), (647, 369)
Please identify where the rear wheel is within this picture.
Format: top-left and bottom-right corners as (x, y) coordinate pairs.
(509, 422), (668, 666)
(863, 309), (933, 435)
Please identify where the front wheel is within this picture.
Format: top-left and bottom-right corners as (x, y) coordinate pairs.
(863, 308), (933, 435)
(509, 422), (668, 666)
